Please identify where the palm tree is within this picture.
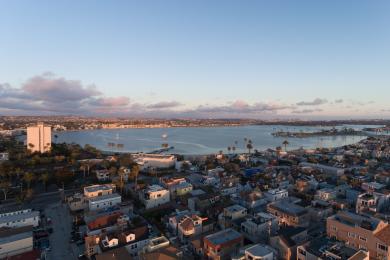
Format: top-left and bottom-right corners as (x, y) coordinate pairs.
(246, 142), (253, 154)
(131, 164), (140, 191)
(40, 173), (49, 191)
(23, 172), (34, 190)
(227, 146), (231, 154)
(232, 146), (236, 153)
(282, 140), (289, 152)
(117, 168), (126, 195)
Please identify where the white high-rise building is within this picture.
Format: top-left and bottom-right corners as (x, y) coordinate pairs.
(27, 123), (51, 153)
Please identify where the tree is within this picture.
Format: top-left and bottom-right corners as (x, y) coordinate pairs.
(227, 146), (231, 154)
(117, 168), (127, 195)
(23, 172), (35, 190)
(246, 140), (253, 154)
(232, 146), (236, 153)
(283, 140), (289, 152)
(0, 181), (11, 201)
(131, 164), (140, 191)
(40, 173), (49, 191)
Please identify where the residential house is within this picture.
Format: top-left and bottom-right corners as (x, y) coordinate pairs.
(241, 212), (279, 243)
(269, 226), (309, 260)
(267, 200), (310, 227)
(204, 228), (243, 260)
(140, 185), (170, 209)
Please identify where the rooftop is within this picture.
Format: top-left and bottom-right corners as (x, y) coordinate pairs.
(205, 228), (242, 246)
(268, 200), (308, 216)
(245, 244), (273, 257)
(84, 184), (115, 193)
(0, 210), (39, 225)
(0, 225), (33, 244)
(89, 193), (121, 203)
(225, 204), (246, 213)
(146, 185), (167, 192)
(331, 211), (381, 231)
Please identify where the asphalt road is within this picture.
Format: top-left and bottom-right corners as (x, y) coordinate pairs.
(45, 203), (79, 260)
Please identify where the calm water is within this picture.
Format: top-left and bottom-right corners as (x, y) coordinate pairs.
(53, 125), (379, 155)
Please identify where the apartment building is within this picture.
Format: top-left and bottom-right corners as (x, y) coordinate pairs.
(26, 123), (51, 153)
(297, 237), (369, 260)
(327, 211), (390, 260)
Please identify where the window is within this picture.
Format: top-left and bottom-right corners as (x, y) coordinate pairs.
(331, 226), (337, 231)
(359, 236), (367, 242)
(348, 232), (356, 238)
(298, 248), (306, 256)
(377, 243), (388, 251)
(359, 245), (367, 251)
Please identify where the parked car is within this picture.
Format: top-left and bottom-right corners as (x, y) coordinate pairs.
(34, 231), (49, 239)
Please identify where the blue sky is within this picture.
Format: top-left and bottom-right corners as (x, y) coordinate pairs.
(0, 1), (389, 118)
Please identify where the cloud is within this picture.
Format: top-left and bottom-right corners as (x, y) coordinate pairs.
(146, 101), (182, 109)
(2, 73), (364, 118)
(335, 99), (343, 103)
(292, 108), (323, 114)
(189, 101), (295, 115)
(90, 97), (130, 107)
(0, 73), (130, 115)
(296, 98), (328, 106)
(22, 74), (101, 102)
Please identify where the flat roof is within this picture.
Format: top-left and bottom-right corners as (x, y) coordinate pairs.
(89, 193), (121, 203)
(147, 185), (167, 192)
(246, 244), (272, 257)
(0, 210), (39, 225)
(0, 225), (33, 244)
(269, 201), (307, 216)
(205, 228), (242, 246)
(84, 184), (114, 193)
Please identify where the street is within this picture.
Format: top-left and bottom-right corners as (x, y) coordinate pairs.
(44, 202), (80, 260)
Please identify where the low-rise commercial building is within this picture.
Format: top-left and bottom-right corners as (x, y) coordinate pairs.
(88, 193), (122, 211)
(0, 226), (33, 258)
(0, 208), (40, 228)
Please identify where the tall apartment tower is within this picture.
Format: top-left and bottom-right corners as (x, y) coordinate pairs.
(27, 123), (52, 153)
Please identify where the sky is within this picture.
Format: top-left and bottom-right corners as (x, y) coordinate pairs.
(0, 1), (389, 119)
